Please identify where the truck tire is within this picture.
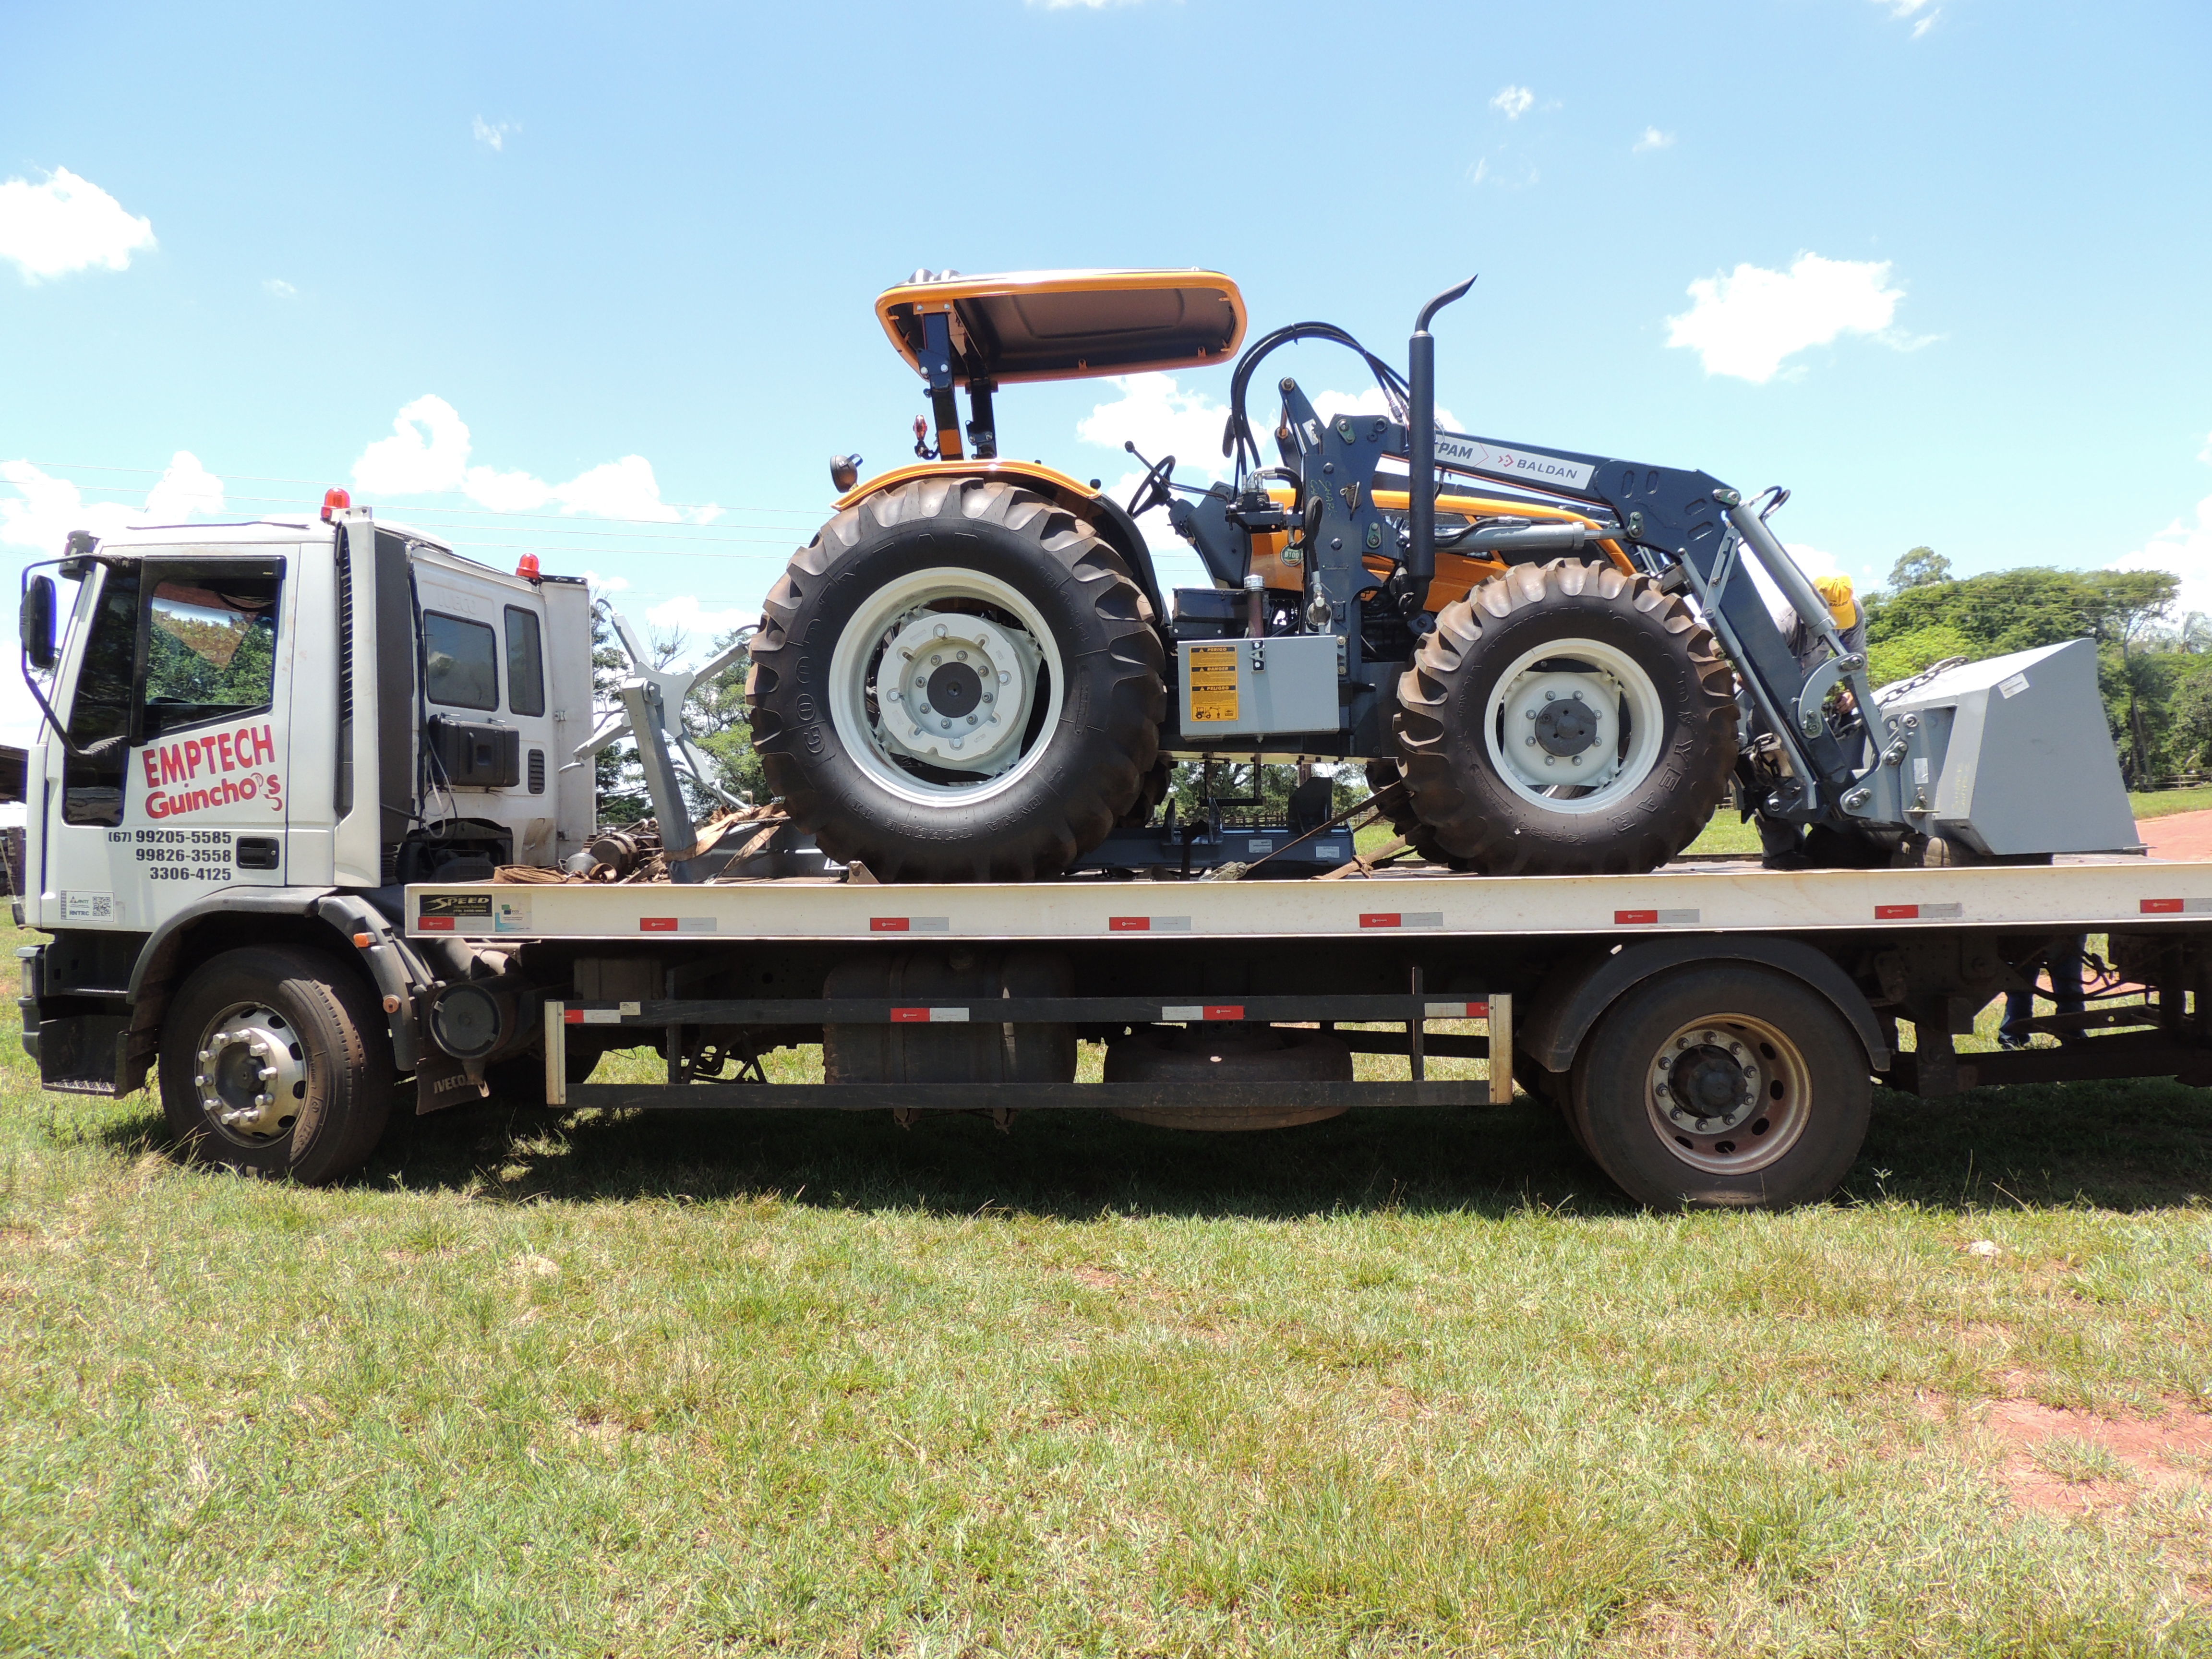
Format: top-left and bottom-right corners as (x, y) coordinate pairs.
(1568, 962), (1870, 1209)
(1362, 759), (1472, 870)
(158, 946), (393, 1185)
(1394, 560), (1737, 875)
(750, 478), (1166, 881)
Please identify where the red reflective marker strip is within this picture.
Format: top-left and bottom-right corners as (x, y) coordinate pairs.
(1875, 903), (1919, 920)
(1359, 913), (1400, 928)
(1614, 910), (1658, 926)
(564, 1009), (585, 1024)
(419, 916), (454, 931)
(1204, 1005), (1245, 1021)
(870, 917), (911, 932)
(1108, 916), (1150, 931)
(639, 917), (677, 932)
(891, 1008), (929, 1022)
(2142, 898), (2185, 914)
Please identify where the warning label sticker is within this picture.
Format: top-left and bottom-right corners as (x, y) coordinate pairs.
(1188, 645), (1240, 724)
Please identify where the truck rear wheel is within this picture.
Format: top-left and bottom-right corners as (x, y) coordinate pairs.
(158, 946), (393, 1185)
(749, 478), (1165, 881)
(1394, 561), (1737, 875)
(1569, 963), (1870, 1208)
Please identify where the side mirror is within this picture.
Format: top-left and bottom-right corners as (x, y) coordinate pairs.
(20, 576), (55, 673)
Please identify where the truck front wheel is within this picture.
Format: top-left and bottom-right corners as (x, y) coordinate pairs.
(1569, 963), (1871, 1208)
(158, 946), (394, 1185)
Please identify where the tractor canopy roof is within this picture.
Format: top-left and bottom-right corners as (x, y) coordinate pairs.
(875, 269), (1245, 385)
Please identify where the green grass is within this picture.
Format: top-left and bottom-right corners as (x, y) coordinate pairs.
(8, 918), (2212, 1655)
(2130, 786), (2212, 820)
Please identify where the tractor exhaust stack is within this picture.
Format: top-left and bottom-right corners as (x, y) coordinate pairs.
(1405, 276), (1476, 625)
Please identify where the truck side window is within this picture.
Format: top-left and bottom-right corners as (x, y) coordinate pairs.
(422, 612), (499, 710)
(143, 574), (281, 741)
(60, 565), (141, 826)
(505, 606), (545, 717)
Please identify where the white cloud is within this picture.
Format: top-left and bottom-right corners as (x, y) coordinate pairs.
(1873, 0), (1939, 33)
(579, 570), (631, 595)
(1665, 253), (1926, 383)
(1633, 127), (1675, 153)
(264, 277), (296, 299)
(350, 395), (721, 522)
(144, 452), (226, 520)
(0, 453), (226, 553)
(0, 167), (156, 283)
(1465, 153), (1539, 191)
(552, 457), (684, 522)
(472, 117), (519, 152)
(2110, 494), (2212, 617)
(2198, 430), (2212, 466)
(644, 595), (756, 641)
(1078, 373), (1238, 488)
(1491, 85), (1534, 120)
(355, 395), (473, 494)
(1309, 385), (1463, 433)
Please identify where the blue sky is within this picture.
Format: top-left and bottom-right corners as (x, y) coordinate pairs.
(4, 0), (2210, 740)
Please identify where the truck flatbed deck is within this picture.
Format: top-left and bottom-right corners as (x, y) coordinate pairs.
(406, 855), (2206, 945)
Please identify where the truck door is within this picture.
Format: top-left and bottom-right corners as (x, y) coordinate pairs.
(411, 559), (561, 867)
(37, 553), (293, 933)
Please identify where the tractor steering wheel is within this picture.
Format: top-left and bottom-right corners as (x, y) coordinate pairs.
(1124, 454), (1178, 520)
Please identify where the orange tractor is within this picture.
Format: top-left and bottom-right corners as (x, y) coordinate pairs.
(745, 268), (2093, 882)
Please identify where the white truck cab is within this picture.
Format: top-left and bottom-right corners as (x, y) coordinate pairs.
(17, 505), (593, 1129)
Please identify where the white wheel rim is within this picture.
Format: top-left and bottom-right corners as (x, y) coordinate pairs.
(825, 566), (1066, 808)
(1482, 637), (1668, 815)
(194, 1001), (308, 1146)
(1642, 1012), (1813, 1176)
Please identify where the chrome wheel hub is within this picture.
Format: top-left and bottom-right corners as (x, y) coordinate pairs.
(195, 1004), (307, 1144)
(1643, 1013), (1811, 1176)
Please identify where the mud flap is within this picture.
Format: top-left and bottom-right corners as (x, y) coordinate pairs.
(415, 1053), (487, 1115)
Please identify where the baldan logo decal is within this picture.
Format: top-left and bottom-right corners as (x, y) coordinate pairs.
(136, 724), (285, 820)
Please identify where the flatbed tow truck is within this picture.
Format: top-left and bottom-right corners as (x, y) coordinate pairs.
(10, 266), (2204, 1207)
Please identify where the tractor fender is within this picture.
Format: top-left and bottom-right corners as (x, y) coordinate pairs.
(1519, 935), (1889, 1075)
(834, 460), (1166, 621)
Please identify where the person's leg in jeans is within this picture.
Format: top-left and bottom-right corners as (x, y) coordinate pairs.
(1999, 953), (2042, 1049)
(2000, 937), (2088, 1049)
(2048, 932), (2087, 1043)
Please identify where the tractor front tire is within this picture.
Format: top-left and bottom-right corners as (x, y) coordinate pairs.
(1362, 759), (1473, 870)
(749, 479), (1165, 882)
(1395, 560), (1738, 875)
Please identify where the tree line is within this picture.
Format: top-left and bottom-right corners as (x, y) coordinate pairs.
(1865, 548), (2202, 784)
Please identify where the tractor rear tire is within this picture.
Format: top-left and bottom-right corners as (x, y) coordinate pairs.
(749, 479), (1166, 881)
(1395, 560), (1737, 875)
